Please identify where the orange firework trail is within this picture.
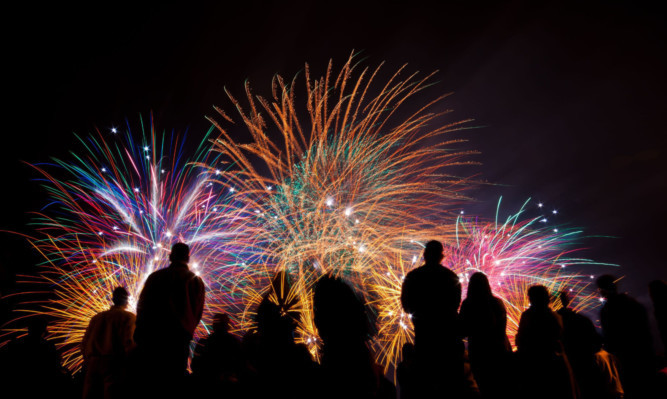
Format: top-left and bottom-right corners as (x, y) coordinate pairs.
(209, 54), (476, 360)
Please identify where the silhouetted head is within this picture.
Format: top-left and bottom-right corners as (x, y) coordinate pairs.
(467, 272), (492, 300)
(527, 285), (551, 308)
(559, 290), (571, 308)
(169, 242), (190, 264)
(423, 240), (444, 264)
(27, 317), (48, 339)
(313, 274), (370, 346)
(112, 286), (129, 307)
(213, 313), (231, 334)
(256, 296), (296, 344)
(596, 274), (618, 298)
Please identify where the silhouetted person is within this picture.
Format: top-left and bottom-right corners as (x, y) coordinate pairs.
(314, 274), (395, 399)
(516, 285), (577, 399)
(459, 272), (511, 398)
(191, 313), (243, 397)
(239, 271), (315, 399)
(81, 287), (136, 399)
(1, 317), (68, 398)
(557, 290), (610, 399)
(401, 240), (466, 397)
(649, 280), (667, 354)
(133, 242), (205, 396)
(597, 274), (655, 398)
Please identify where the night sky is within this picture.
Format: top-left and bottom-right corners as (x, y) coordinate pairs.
(2, 1), (666, 328)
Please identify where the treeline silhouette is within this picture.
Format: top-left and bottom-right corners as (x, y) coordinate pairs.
(1, 241), (666, 398)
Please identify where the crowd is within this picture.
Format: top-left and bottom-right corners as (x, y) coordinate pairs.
(1, 241), (666, 399)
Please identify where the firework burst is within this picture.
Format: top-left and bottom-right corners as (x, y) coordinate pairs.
(209, 54), (476, 358)
(368, 198), (616, 378)
(449, 198), (616, 344)
(8, 117), (259, 371)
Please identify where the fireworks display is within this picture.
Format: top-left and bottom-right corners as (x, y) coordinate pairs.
(207, 55), (614, 375)
(5, 55), (615, 379)
(8, 118), (261, 371)
(449, 198), (616, 345)
(209, 55), (475, 355)
(368, 198), (616, 377)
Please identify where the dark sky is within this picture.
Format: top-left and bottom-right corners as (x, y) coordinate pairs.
(2, 1), (666, 309)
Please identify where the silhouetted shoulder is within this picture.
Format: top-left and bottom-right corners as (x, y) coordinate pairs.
(405, 263), (458, 280)
(88, 310), (105, 324)
(150, 267), (170, 279)
(190, 272), (205, 286)
(402, 263), (459, 296)
(492, 295), (506, 309)
(141, 267), (168, 287)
